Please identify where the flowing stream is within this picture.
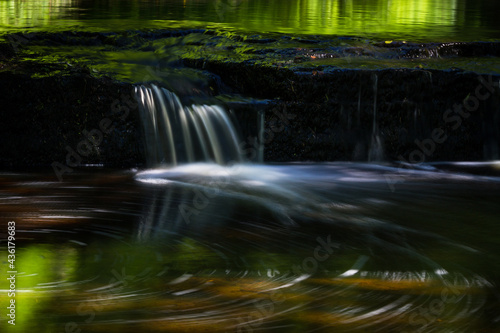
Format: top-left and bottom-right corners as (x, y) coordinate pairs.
(1, 86), (499, 332)
(1, 0), (500, 331)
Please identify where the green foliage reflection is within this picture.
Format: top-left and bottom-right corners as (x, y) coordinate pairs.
(0, 0), (496, 41)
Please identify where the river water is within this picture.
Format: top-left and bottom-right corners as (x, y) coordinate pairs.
(1, 0), (500, 332)
(1, 162), (500, 332)
(1, 0), (500, 41)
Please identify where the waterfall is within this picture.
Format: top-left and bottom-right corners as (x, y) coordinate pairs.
(135, 84), (244, 166)
(368, 73), (384, 162)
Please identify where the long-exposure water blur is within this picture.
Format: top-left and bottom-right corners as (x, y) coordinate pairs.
(1, 1), (500, 332)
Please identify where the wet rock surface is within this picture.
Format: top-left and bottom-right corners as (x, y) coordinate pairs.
(0, 57), (143, 170)
(1, 29), (499, 169)
(188, 61), (500, 162)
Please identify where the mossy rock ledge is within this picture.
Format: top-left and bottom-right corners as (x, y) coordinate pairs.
(1, 42), (500, 170)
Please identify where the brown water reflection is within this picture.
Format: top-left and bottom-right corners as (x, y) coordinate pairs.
(0, 164), (499, 332)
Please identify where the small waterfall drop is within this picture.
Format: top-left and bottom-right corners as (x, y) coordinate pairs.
(135, 84), (244, 166)
(368, 73), (384, 161)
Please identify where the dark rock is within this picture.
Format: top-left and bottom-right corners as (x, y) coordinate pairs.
(0, 68), (144, 170)
(1, 29), (499, 168)
(183, 59), (500, 162)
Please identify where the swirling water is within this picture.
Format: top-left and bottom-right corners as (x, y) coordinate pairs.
(1, 162), (499, 332)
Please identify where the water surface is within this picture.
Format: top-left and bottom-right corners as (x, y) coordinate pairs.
(1, 0), (500, 41)
(1, 163), (499, 332)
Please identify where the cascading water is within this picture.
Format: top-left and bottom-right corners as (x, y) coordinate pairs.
(125, 81), (500, 333)
(368, 73), (384, 162)
(134, 84), (244, 166)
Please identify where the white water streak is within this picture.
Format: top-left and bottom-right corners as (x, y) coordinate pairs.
(135, 84), (243, 166)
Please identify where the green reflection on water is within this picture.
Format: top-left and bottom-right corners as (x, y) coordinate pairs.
(0, 244), (78, 332)
(0, 0), (497, 41)
(0, 0), (79, 29)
